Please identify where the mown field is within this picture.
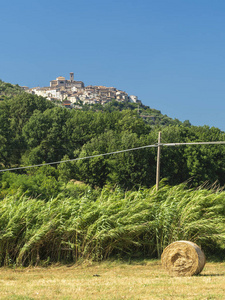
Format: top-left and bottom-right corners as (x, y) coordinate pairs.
(0, 261), (225, 299)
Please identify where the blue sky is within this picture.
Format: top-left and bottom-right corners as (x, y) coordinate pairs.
(1, 0), (225, 130)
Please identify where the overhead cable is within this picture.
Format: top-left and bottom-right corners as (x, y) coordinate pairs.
(1, 140), (225, 173)
(0, 143), (158, 173)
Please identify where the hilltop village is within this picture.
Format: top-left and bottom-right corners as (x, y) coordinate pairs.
(27, 72), (142, 108)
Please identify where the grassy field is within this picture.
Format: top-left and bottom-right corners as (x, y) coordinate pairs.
(0, 260), (225, 300)
(1, 184), (225, 267)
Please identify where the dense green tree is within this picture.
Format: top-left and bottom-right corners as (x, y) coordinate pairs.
(153, 125), (225, 186)
(8, 93), (54, 132)
(107, 133), (156, 189)
(22, 107), (71, 164)
(0, 101), (11, 167)
(75, 131), (115, 187)
(155, 125), (191, 185)
(184, 126), (225, 186)
(57, 155), (78, 183)
(76, 131), (156, 189)
(0, 94), (55, 166)
(0, 171), (60, 200)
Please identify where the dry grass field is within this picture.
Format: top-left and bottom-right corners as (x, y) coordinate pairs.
(0, 260), (225, 300)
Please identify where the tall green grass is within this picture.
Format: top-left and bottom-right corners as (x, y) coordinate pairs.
(0, 183), (225, 266)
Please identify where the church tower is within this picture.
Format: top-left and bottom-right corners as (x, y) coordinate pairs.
(70, 72), (74, 82)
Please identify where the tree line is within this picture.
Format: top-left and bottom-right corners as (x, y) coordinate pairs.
(1, 90), (225, 194)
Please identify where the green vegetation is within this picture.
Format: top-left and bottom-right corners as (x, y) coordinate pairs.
(0, 80), (24, 100)
(1, 82), (225, 188)
(82, 99), (186, 127)
(1, 80), (225, 266)
(0, 182), (225, 266)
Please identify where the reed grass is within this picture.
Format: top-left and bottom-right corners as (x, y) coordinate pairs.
(0, 183), (225, 266)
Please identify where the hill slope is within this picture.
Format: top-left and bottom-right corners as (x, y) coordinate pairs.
(0, 79), (190, 127)
(0, 80), (25, 99)
(82, 100), (191, 127)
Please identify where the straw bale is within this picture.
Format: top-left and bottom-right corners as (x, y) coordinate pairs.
(161, 240), (206, 276)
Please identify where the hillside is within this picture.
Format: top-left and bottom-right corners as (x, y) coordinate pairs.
(0, 79), (189, 127)
(25, 72), (191, 127)
(82, 100), (191, 127)
(0, 80), (191, 126)
(0, 80), (225, 189)
(0, 79), (25, 99)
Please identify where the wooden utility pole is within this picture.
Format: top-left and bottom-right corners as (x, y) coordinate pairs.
(156, 131), (161, 191)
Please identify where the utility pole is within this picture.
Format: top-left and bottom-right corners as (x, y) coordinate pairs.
(156, 131), (161, 191)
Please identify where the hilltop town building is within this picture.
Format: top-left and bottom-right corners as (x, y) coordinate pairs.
(27, 73), (141, 107)
(50, 73), (84, 89)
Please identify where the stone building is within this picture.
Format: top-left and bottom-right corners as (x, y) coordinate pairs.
(27, 72), (142, 106)
(50, 73), (84, 89)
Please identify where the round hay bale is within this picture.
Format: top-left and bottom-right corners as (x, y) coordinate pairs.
(161, 240), (206, 276)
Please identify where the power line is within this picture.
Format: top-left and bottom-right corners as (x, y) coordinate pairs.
(161, 141), (225, 147)
(1, 140), (225, 173)
(0, 143), (158, 173)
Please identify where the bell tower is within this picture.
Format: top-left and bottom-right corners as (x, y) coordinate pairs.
(70, 72), (74, 82)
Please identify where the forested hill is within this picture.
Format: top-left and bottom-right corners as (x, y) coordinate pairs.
(0, 80), (25, 99)
(81, 100), (192, 128)
(1, 80), (225, 192)
(0, 79), (187, 127)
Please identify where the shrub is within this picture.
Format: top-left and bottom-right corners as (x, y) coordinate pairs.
(0, 172), (60, 200)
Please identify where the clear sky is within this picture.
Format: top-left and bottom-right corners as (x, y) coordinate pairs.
(1, 0), (225, 130)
